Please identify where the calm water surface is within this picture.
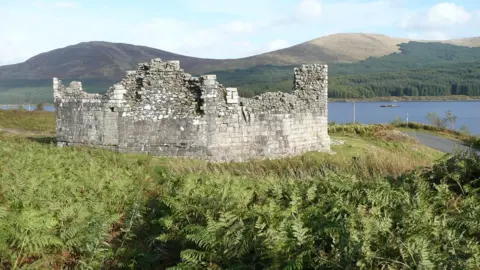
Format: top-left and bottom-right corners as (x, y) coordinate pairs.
(329, 101), (480, 134)
(2, 101), (480, 134)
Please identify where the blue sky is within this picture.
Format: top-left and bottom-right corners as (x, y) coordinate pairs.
(1, 0), (479, 65)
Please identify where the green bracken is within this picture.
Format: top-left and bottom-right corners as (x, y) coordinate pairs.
(0, 134), (153, 269)
(1, 110), (480, 269)
(148, 152), (480, 269)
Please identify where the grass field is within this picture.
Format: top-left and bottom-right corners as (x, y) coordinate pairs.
(0, 110), (55, 134)
(1, 110), (480, 269)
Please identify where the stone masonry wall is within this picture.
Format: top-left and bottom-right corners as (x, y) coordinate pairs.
(53, 58), (330, 162)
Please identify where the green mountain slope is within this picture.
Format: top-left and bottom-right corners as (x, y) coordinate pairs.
(0, 41), (215, 80)
(2, 33), (480, 81)
(2, 41), (480, 103)
(212, 42), (480, 97)
(0, 33), (412, 81)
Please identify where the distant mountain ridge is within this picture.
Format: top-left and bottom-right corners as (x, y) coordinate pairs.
(1, 33), (480, 81)
(210, 41), (480, 97)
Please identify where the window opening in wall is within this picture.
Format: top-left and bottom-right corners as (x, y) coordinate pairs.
(110, 107), (115, 112)
(189, 85), (204, 115)
(135, 90), (142, 101)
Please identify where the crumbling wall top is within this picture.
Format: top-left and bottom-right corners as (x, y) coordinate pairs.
(238, 63), (328, 114)
(53, 59), (328, 116)
(53, 78), (101, 102)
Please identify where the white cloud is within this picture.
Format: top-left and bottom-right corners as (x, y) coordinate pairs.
(399, 2), (478, 40)
(401, 2), (471, 30)
(0, 33), (35, 65)
(124, 18), (262, 58)
(320, 0), (409, 31)
(297, 0), (323, 21)
(53, 1), (78, 8)
(179, 0), (281, 18)
(427, 3), (471, 26)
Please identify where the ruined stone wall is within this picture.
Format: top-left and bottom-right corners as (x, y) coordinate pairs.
(53, 58), (330, 162)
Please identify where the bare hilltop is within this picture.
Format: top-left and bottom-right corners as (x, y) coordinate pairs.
(0, 33), (480, 80)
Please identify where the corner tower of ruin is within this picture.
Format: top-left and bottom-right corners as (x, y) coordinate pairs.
(53, 59), (330, 162)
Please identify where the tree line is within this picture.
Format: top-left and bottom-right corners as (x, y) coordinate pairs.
(329, 62), (480, 98)
(215, 62), (480, 98)
(212, 42), (480, 98)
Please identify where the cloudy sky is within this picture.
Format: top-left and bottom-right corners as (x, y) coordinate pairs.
(0, 0), (479, 65)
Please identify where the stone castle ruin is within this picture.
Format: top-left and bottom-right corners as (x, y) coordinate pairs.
(53, 58), (331, 162)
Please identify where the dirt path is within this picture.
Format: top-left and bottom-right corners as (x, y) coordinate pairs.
(0, 127), (47, 136)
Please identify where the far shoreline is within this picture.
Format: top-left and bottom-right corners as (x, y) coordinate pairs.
(1, 95), (480, 106)
(329, 95), (480, 103)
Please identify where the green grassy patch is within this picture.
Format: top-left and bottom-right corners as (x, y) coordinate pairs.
(0, 110), (55, 134)
(144, 130), (443, 183)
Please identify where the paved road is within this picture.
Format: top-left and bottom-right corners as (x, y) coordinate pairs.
(402, 130), (479, 155)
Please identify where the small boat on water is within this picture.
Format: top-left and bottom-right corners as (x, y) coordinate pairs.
(380, 104), (400, 108)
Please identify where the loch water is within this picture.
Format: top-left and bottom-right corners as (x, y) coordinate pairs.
(329, 101), (480, 134)
(2, 101), (480, 134)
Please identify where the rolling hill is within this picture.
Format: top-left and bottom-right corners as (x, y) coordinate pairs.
(0, 42), (214, 80)
(2, 33), (480, 103)
(2, 33), (480, 81)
